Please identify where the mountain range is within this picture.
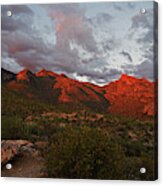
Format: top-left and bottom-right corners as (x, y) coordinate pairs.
(1, 68), (157, 118)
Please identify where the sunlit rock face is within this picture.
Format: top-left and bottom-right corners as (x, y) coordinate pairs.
(103, 74), (157, 118)
(2, 68), (157, 118)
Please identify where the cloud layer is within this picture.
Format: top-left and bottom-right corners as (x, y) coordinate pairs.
(1, 2), (156, 85)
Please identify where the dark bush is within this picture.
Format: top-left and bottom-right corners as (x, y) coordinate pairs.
(1, 116), (28, 139)
(45, 126), (126, 179)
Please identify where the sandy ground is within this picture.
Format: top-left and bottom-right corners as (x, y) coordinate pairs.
(1, 151), (45, 178)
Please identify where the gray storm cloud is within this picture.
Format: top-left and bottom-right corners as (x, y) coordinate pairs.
(120, 50), (133, 62)
(1, 2), (156, 85)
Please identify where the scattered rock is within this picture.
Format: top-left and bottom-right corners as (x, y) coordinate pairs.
(35, 141), (47, 150)
(1, 140), (34, 166)
(1, 140), (45, 178)
(128, 131), (138, 141)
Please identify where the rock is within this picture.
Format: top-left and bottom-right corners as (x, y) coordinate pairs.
(1, 140), (34, 166)
(128, 131), (138, 141)
(103, 74), (157, 118)
(34, 141), (47, 150)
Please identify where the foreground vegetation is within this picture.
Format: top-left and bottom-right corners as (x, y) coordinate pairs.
(1, 86), (157, 180)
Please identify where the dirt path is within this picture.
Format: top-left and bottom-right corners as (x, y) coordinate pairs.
(1, 150), (45, 178)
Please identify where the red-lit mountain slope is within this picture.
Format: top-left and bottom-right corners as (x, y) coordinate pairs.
(103, 74), (157, 117)
(1, 68), (157, 117)
(53, 74), (102, 103)
(36, 68), (59, 78)
(36, 69), (109, 111)
(2, 68), (108, 111)
(4, 68), (60, 103)
(17, 68), (35, 82)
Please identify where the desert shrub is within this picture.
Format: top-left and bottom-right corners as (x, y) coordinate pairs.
(123, 141), (145, 157)
(1, 86), (55, 118)
(1, 116), (28, 139)
(1, 115), (41, 141)
(123, 156), (155, 180)
(44, 126), (126, 179)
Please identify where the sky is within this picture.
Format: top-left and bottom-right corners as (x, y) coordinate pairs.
(1, 1), (157, 85)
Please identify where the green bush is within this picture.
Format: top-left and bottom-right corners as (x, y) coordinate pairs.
(1, 116), (28, 139)
(45, 126), (126, 179)
(123, 156), (155, 180)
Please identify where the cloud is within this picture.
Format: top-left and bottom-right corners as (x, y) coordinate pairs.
(86, 13), (115, 57)
(44, 3), (83, 16)
(2, 4), (100, 80)
(129, 9), (154, 44)
(48, 5), (97, 53)
(2, 5), (34, 15)
(2, 17), (27, 32)
(126, 8), (156, 81)
(1, 3), (156, 85)
(134, 61), (154, 80)
(87, 13), (113, 26)
(120, 50), (133, 62)
(74, 66), (122, 85)
(131, 11), (151, 29)
(122, 60), (154, 81)
(1, 5), (34, 32)
(113, 3), (123, 11)
(113, 2), (135, 11)
(43, 3), (106, 82)
(1, 5), (52, 72)
(127, 2), (135, 9)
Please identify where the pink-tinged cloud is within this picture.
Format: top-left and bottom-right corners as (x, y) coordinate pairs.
(1, 2), (156, 85)
(49, 9), (97, 53)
